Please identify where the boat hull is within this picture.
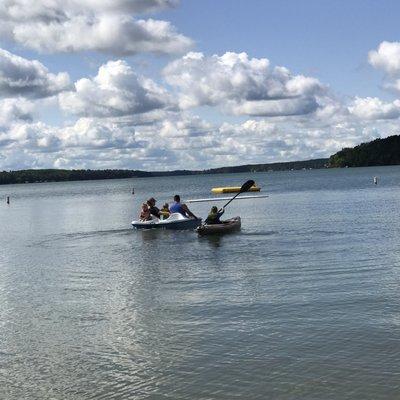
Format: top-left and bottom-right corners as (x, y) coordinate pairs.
(196, 217), (241, 235)
(132, 213), (202, 230)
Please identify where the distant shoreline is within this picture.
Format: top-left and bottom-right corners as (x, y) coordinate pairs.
(4, 130), (400, 185)
(0, 158), (328, 185)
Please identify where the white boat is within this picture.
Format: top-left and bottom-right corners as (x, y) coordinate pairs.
(196, 217), (241, 235)
(132, 212), (202, 230)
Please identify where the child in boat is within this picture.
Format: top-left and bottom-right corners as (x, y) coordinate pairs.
(139, 203), (152, 221)
(205, 206), (224, 224)
(160, 203), (170, 219)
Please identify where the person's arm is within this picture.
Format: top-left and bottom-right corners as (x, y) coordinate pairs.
(214, 208), (224, 223)
(182, 204), (198, 219)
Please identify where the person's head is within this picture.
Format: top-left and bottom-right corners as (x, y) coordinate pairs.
(147, 197), (156, 206)
(142, 203), (149, 211)
(173, 194), (180, 203)
(162, 203), (169, 209)
(211, 206), (218, 213)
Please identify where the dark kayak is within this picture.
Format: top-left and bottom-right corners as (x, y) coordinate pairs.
(196, 216), (241, 235)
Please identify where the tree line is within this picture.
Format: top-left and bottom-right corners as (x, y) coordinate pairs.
(328, 135), (400, 168)
(0, 158), (330, 185)
(0, 169), (152, 185)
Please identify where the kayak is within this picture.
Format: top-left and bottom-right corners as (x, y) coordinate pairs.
(132, 212), (202, 230)
(211, 186), (260, 194)
(196, 217), (241, 235)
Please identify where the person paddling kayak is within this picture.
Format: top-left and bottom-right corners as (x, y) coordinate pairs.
(205, 206), (224, 224)
(169, 195), (198, 219)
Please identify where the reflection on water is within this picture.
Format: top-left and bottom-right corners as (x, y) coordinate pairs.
(1, 166), (400, 399)
(199, 233), (224, 248)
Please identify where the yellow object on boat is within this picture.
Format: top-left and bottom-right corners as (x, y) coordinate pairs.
(211, 185), (261, 194)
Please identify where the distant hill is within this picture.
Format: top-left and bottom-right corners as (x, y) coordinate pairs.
(0, 158), (329, 185)
(329, 135), (400, 168)
(205, 158), (328, 173)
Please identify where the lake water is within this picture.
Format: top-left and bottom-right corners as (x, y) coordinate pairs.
(1, 166), (399, 399)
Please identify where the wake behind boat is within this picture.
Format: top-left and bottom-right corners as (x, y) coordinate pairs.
(132, 213), (202, 230)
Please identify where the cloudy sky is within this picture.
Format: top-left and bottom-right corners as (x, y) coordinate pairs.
(1, 0), (400, 170)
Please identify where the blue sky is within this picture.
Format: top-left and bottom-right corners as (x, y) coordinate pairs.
(1, 0), (400, 170)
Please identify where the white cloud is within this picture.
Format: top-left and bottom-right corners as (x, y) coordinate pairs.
(74, 0), (179, 14)
(163, 52), (325, 116)
(0, 0), (192, 55)
(219, 119), (276, 137)
(2, 39), (400, 171)
(13, 16), (193, 56)
(231, 97), (319, 117)
(60, 117), (141, 149)
(0, 108), (396, 170)
(0, 48), (70, 98)
(0, 121), (61, 154)
(216, 117), (389, 164)
(368, 41), (400, 75)
(0, 98), (33, 129)
(349, 97), (400, 120)
(368, 41), (400, 95)
(313, 97), (349, 123)
(59, 60), (171, 117)
(158, 115), (213, 138)
(1, 0), (179, 20)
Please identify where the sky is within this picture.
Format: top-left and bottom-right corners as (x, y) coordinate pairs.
(1, 0), (400, 171)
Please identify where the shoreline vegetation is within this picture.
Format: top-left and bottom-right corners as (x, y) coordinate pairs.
(0, 159), (328, 185)
(328, 135), (400, 168)
(1, 135), (398, 185)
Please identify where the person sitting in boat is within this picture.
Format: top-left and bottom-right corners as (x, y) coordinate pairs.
(205, 206), (224, 225)
(159, 203), (170, 219)
(147, 197), (161, 219)
(169, 195), (198, 219)
(139, 203), (152, 221)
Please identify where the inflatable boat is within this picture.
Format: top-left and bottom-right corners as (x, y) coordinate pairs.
(211, 185), (260, 194)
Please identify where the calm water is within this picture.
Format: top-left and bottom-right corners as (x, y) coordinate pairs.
(1, 167), (399, 399)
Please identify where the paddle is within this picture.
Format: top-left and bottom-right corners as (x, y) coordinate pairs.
(219, 179), (255, 211)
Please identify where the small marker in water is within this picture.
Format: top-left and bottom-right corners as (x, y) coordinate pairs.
(6, 196), (10, 204)
(373, 176), (378, 185)
(132, 187), (135, 195)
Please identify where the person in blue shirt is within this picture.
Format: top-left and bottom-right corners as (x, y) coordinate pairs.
(169, 195), (198, 219)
